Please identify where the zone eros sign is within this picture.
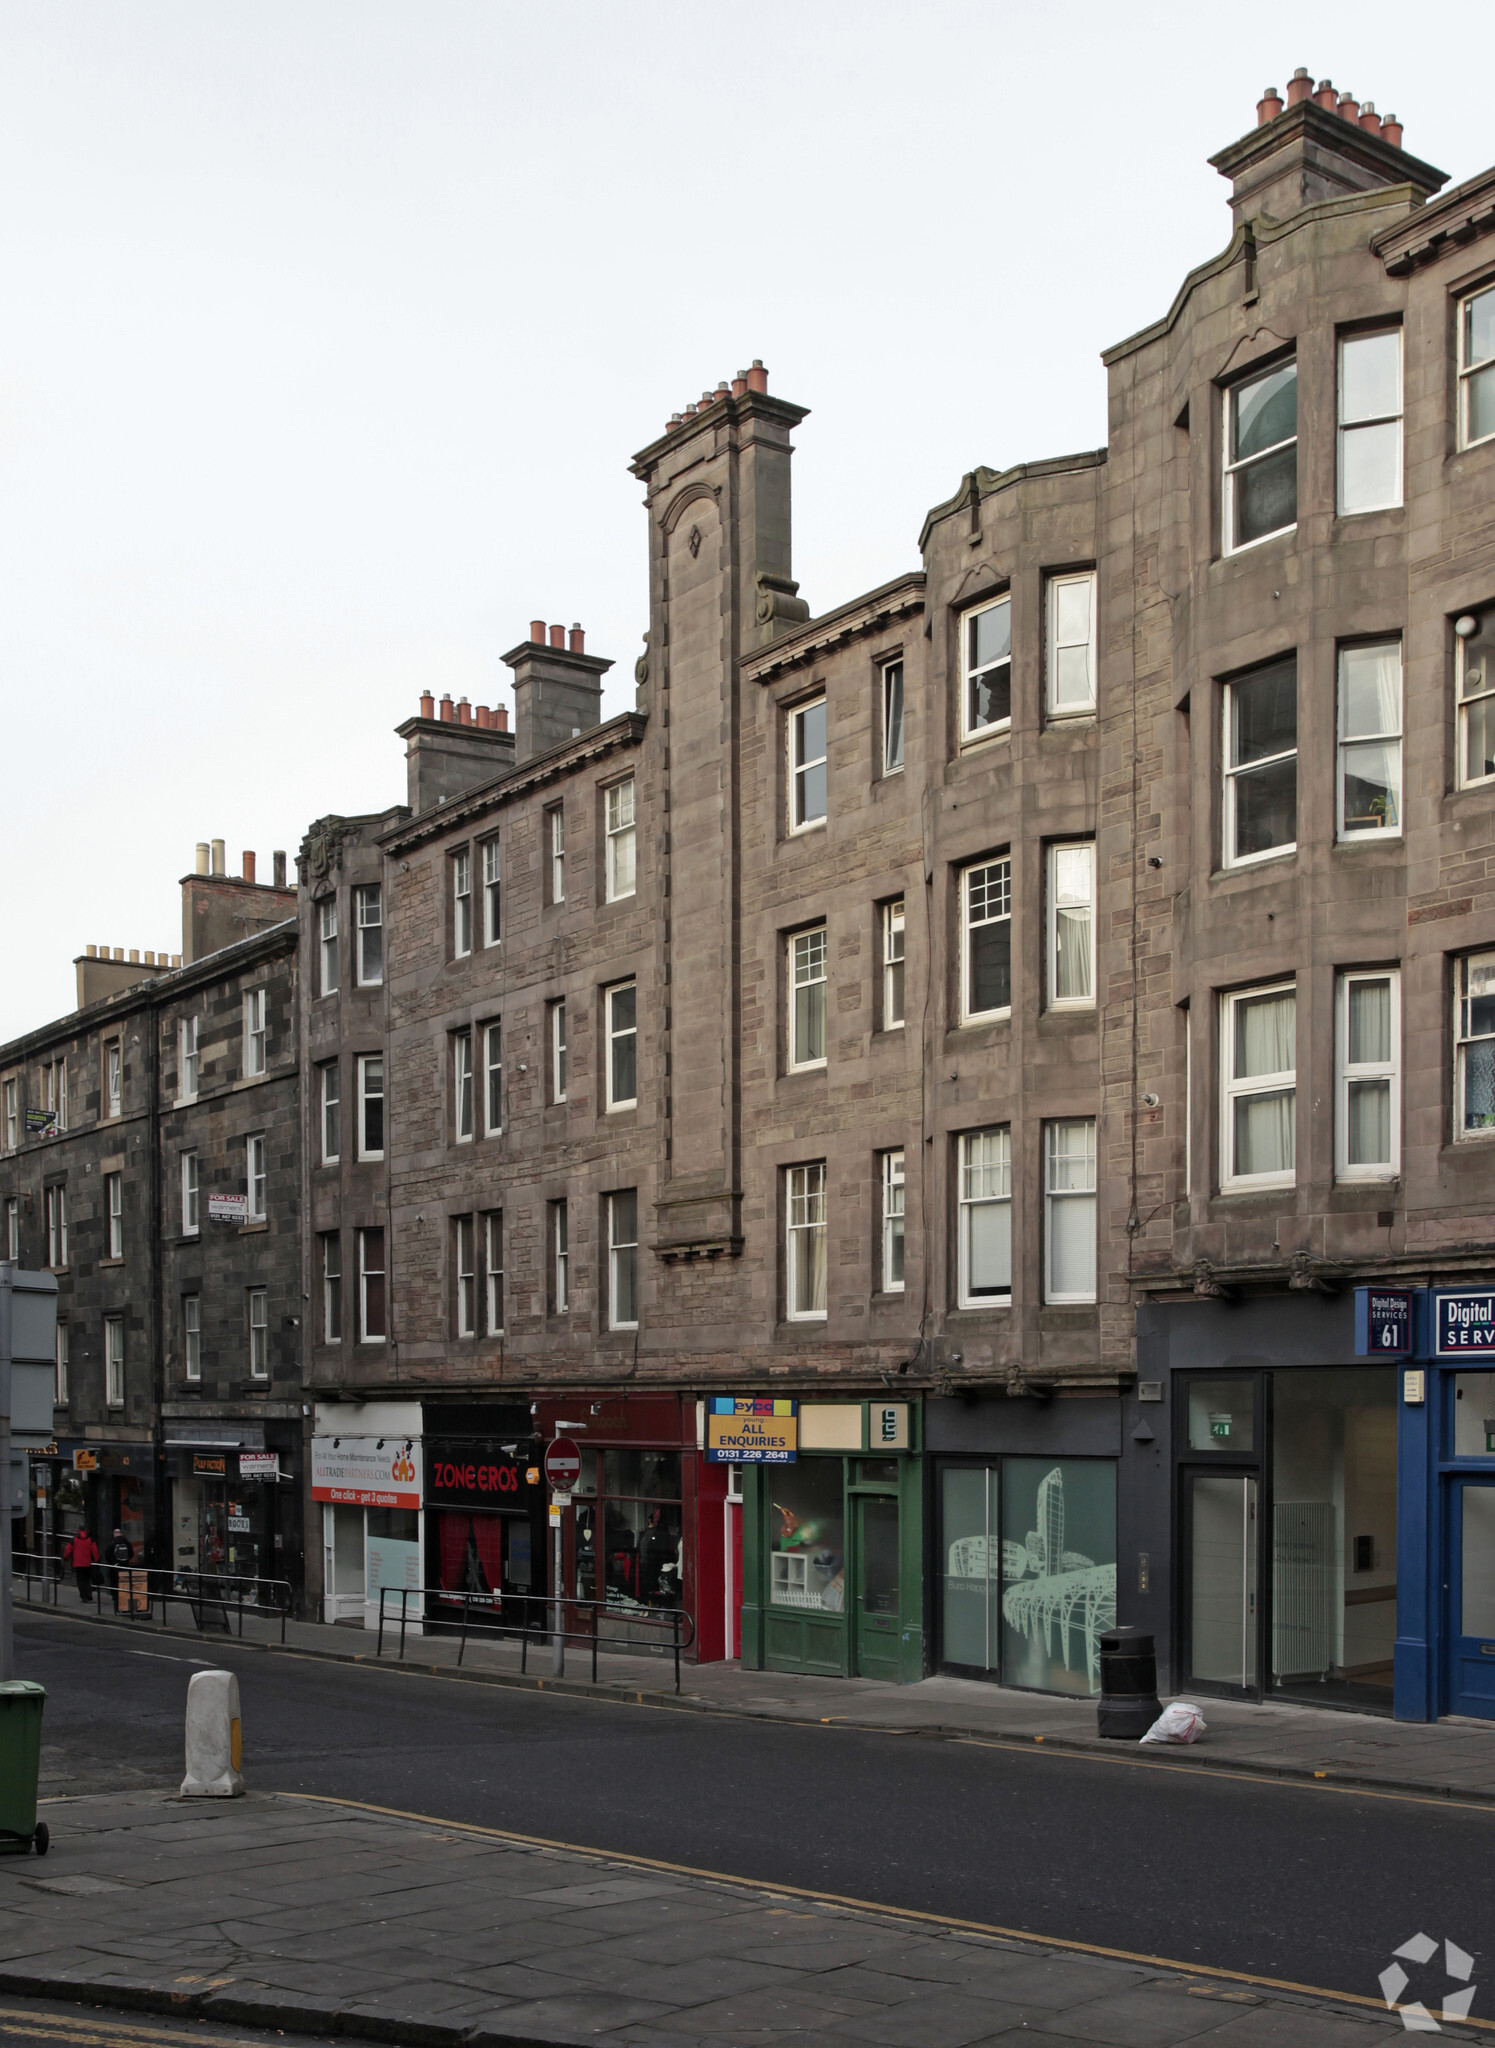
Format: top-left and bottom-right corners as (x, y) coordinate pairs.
(427, 1457), (526, 1506)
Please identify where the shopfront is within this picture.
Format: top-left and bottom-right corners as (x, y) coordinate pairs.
(422, 1403), (543, 1629)
(166, 1425), (301, 1597)
(738, 1400), (923, 1682)
(312, 1400), (423, 1627)
(38, 1441), (157, 1567)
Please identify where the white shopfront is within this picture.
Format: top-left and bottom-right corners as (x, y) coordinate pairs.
(312, 1401), (423, 1628)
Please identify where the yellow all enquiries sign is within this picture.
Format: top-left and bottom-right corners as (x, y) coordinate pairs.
(705, 1399), (797, 1464)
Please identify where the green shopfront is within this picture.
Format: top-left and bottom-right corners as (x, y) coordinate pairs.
(737, 1400), (923, 1681)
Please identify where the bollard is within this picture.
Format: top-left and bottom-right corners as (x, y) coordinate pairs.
(1096, 1626), (1163, 1740)
(180, 1669), (244, 1797)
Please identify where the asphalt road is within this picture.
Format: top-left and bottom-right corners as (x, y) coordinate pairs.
(15, 1613), (1494, 2009)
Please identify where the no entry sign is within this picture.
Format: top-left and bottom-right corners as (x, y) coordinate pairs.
(544, 1437), (582, 1491)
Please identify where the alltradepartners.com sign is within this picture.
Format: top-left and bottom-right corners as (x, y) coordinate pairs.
(1435, 1290), (1495, 1356)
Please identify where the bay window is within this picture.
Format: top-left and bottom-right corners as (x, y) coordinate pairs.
(482, 838), (501, 947)
(455, 1214), (476, 1336)
(883, 899), (905, 1028)
(882, 661), (904, 773)
(358, 1227), (386, 1342)
(355, 884), (383, 985)
(452, 849), (472, 957)
(453, 1028), (473, 1142)
(319, 897), (338, 995)
(358, 1055), (384, 1159)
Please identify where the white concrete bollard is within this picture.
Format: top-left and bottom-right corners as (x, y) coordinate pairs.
(180, 1669), (244, 1798)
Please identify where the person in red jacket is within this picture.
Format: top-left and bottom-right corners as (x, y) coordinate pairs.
(66, 1527), (100, 1602)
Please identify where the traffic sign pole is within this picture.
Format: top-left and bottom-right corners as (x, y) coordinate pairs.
(543, 1440), (580, 1679)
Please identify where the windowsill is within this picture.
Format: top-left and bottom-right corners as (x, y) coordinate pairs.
(1216, 847), (1297, 880)
(1220, 524), (1297, 561)
(785, 822), (827, 842)
(1333, 502), (1404, 524)
(1335, 829), (1402, 847)
(98, 1257), (124, 1270)
(318, 1159), (340, 1171)
(785, 1063), (827, 1079)
(173, 1097), (198, 1110)
(1042, 1003), (1098, 1022)
(606, 1102), (639, 1117)
(603, 889), (639, 908)
(354, 980), (385, 992)
(1449, 1127), (1495, 1149)
(179, 1232), (200, 1244)
(355, 1338), (388, 1348)
(1334, 1173), (1398, 1188)
(1044, 710), (1097, 728)
(1217, 1179), (1296, 1197)
(950, 1300), (1012, 1317)
(1042, 1299), (1099, 1313)
(959, 725), (1011, 752)
(873, 1290), (907, 1305)
(357, 1154), (385, 1166)
(607, 1324), (640, 1336)
(238, 1220), (269, 1234)
(958, 1009), (1012, 1029)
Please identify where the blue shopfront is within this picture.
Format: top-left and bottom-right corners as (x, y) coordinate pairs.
(1393, 1287), (1495, 1722)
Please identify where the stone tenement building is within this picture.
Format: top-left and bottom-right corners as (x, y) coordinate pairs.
(0, 844), (305, 1594)
(303, 78), (1495, 1720)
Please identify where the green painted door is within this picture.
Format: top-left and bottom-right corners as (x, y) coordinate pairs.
(854, 1494), (901, 1679)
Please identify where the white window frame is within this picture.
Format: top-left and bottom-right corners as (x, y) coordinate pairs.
(1223, 663), (1297, 870)
(1221, 982), (1297, 1192)
(43, 1059), (67, 1132)
(789, 925), (828, 1071)
(1047, 571), (1097, 717)
(482, 838), (502, 947)
(788, 697), (828, 833)
(454, 1029), (473, 1142)
(960, 594), (1012, 745)
(485, 1211), (504, 1335)
(1046, 843), (1096, 1009)
(1458, 282), (1495, 452)
(179, 1018), (199, 1102)
(320, 1060), (340, 1164)
(606, 981), (638, 1111)
(453, 848), (473, 958)
(1337, 328), (1403, 514)
(484, 1022), (503, 1136)
(608, 1189), (639, 1331)
(551, 1000), (567, 1104)
(786, 1161), (828, 1322)
(1337, 640), (1402, 842)
(248, 1288), (269, 1380)
(358, 1054), (384, 1161)
(1335, 970), (1401, 1182)
(105, 1039), (122, 1119)
(358, 1227), (386, 1343)
(6, 1196), (18, 1261)
(243, 988), (267, 1078)
(881, 1149), (905, 1294)
(957, 1127), (1011, 1309)
(105, 1171), (123, 1259)
(321, 1232), (341, 1343)
(184, 1295), (201, 1382)
(455, 1214), (476, 1337)
(553, 1200), (570, 1314)
(1044, 1118), (1097, 1305)
(55, 1318), (69, 1402)
(181, 1151), (199, 1236)
(606, 777), (637, 901)
(355, 883), (384, 986)
(1455, 951), (1495, 1140)
(883, 899), (905, 1029)
(319, 897), (338, 996)
(105, 1315), (125, 1407)
(46, 1186), (67, 1269)
(3, 1077), (16, 1151)
(882, 660), (905, 774)
(1457, 611), (1495, 790)
(1223, 357), (1298, 555)
(549, 805), (566, 904)
(961, 858), (1012, 1024)
(246, 1132), (267, 1221)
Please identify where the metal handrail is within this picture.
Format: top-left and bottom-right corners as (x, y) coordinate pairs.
(375, 1585), (696, 1693)
(13, 1551), (293, 1644)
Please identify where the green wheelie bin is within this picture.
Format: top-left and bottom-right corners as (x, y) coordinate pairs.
(0, 1680), (49, 1855)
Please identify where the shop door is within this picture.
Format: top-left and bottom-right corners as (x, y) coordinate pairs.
(853, 1494), (901, 1680)
(1448, 1480), (1495, 1720)
(1184, 1473), (1259, 1692)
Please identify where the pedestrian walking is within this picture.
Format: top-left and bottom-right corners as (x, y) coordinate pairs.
(67, 1526), (100, 1602)
(106, 1526), (134, 1606)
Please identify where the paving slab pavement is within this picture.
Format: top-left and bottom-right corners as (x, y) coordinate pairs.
(15, 1587), (1495, 1805)
(0, 1790), (1464, 2047)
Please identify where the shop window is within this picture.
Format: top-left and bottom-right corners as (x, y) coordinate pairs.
(319, 896), (338, 995)
(243, 988), (267, 1077)
(484, 1021), (503, 1135)
(105, 1038), (122, 1119)
(1456, 951), (1495, 1137)
(1457, 609), (1495, 789)
(1338, 329), (1402, 513)
(608, 1190), (638, 1330)
(321, 1233), (341, 1343)
(1454, 1375), (1495, 1457)
(1458, 282), (1495, 449)
(789, 926), (827, 1070)
(962, 858), (1011, 1022)
(941, 1459), (1117, 1693)
(1047, 571), (1097, 717)
(1044, 1118), (1096, 1304)
(320, 1061), (340, 1164)
(551, 1200), (569, 1315)
(1224, 357), (1297, 551)
(1221, 983), (1296, 1189)
(358, 1055), (384, 1159)
(1337, 641), (1402, 839)
(958, 1127), (1011, 1307)
(454, 1215), (476, 1336)
(961, 595), (1011, 743)
(1336, 971), (1400, 1180)
(786, 1162), (827, 1321)
(1186, 1378), (1255, 1452)
(179, 1018), (199, 1101)
(248, 1288), (269, 1379)
(606, 777), (637, 900)
(105, 1171), (123, 1258)
(574, 1449), (682, 1610)
(789, 698), (827, 831)
(882, 660), (904, 773)
(768, 1460), (845, 1613)
(880, 1150), (905, 1293)
(482, 837), (502, 947)
(55, 1319), (69, 1403)
(355, 883), (384, 985)
(105, 1315), (125, 1406)
(484, 1211), (503, 1334)
(181, 1151), (199, 1236)
(358, 1227), (386, 1342)
(1224, 655), (1297, 867)
(606, 982), (637, 1110)
(882, 899), (905, 1029)
(453, 1028), (473, 1142)
(184, 1296), (201, 1382)
(246, 1132), (267, 1221)
(1047, 843), (1095, 1007)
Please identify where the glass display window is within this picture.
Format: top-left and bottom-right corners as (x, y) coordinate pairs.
(1454, 1373), (1495, 1458)
(1187, 1378), (1256, 1452)
(569, 1448), (683, 1610)
(768, 1460), (846, 1613)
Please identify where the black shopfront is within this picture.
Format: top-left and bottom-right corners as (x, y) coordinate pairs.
(422, 1403), (545, 1628)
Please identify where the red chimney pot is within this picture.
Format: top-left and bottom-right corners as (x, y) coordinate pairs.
(1313, 78), (1337, 108)
(529, 618), (546, 644)
(1337, 92), (1359, 123)
(731, 371), (748, 397)
(568, 625), (585, 654)
(667, 414), (683, 432)
(1286, 67), (1313, 105)
(746, 360), (768, 394)
(1358, 101), (1382, 135)
(495, 705), (509, 731)
(1257, 87), (1283, 125)
(420, 691), (435, 719)
(1381, 114), (1403, 148)
(440, 693), (455, 722)
(458, 696), (472, 724)
(242, 851), (256, 885)
(548, 623), (565, 649)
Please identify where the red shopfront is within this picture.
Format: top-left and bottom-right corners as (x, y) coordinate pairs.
(532, 1393), (733, 1663)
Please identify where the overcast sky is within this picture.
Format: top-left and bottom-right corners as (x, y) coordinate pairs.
(0, 0), (1481, 1041)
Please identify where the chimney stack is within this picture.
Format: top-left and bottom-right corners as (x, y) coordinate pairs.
(1210, 80), (1443, 226)
(242, 850), (256, 885)
(273, 850), (287, 888)
(503, 619), (612, 765)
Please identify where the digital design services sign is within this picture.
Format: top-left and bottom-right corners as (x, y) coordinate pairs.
(1435, 1289), (1495, 1357)
(704, 1398), (797, 1464)
(1354, 1287), (1412, 1355)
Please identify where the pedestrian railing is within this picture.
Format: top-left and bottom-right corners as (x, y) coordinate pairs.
(374, 1586), (696, 1693)
(13, 1551), (293, 1643)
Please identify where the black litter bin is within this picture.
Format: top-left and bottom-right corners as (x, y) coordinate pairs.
(1096, 1627), (1161, 1740)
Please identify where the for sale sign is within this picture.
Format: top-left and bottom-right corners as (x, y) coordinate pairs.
(704, 1398), (798, 1464)
(208, 1193), (247, 1223)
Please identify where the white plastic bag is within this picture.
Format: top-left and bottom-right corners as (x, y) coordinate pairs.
(1139, 1701), (1208, 1745)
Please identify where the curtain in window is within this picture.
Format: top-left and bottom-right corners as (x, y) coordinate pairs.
(1049, 1194), (1096, 1298)
(967, 1200), (1011, 1293)
(1347, 1080), (1391, 1165)
(1347, 979), (1390, 1064)
(1236, 991), (1294, 1078)
(1235, 1090), (1294, 1176)
(801, 1218), (827, 1315)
